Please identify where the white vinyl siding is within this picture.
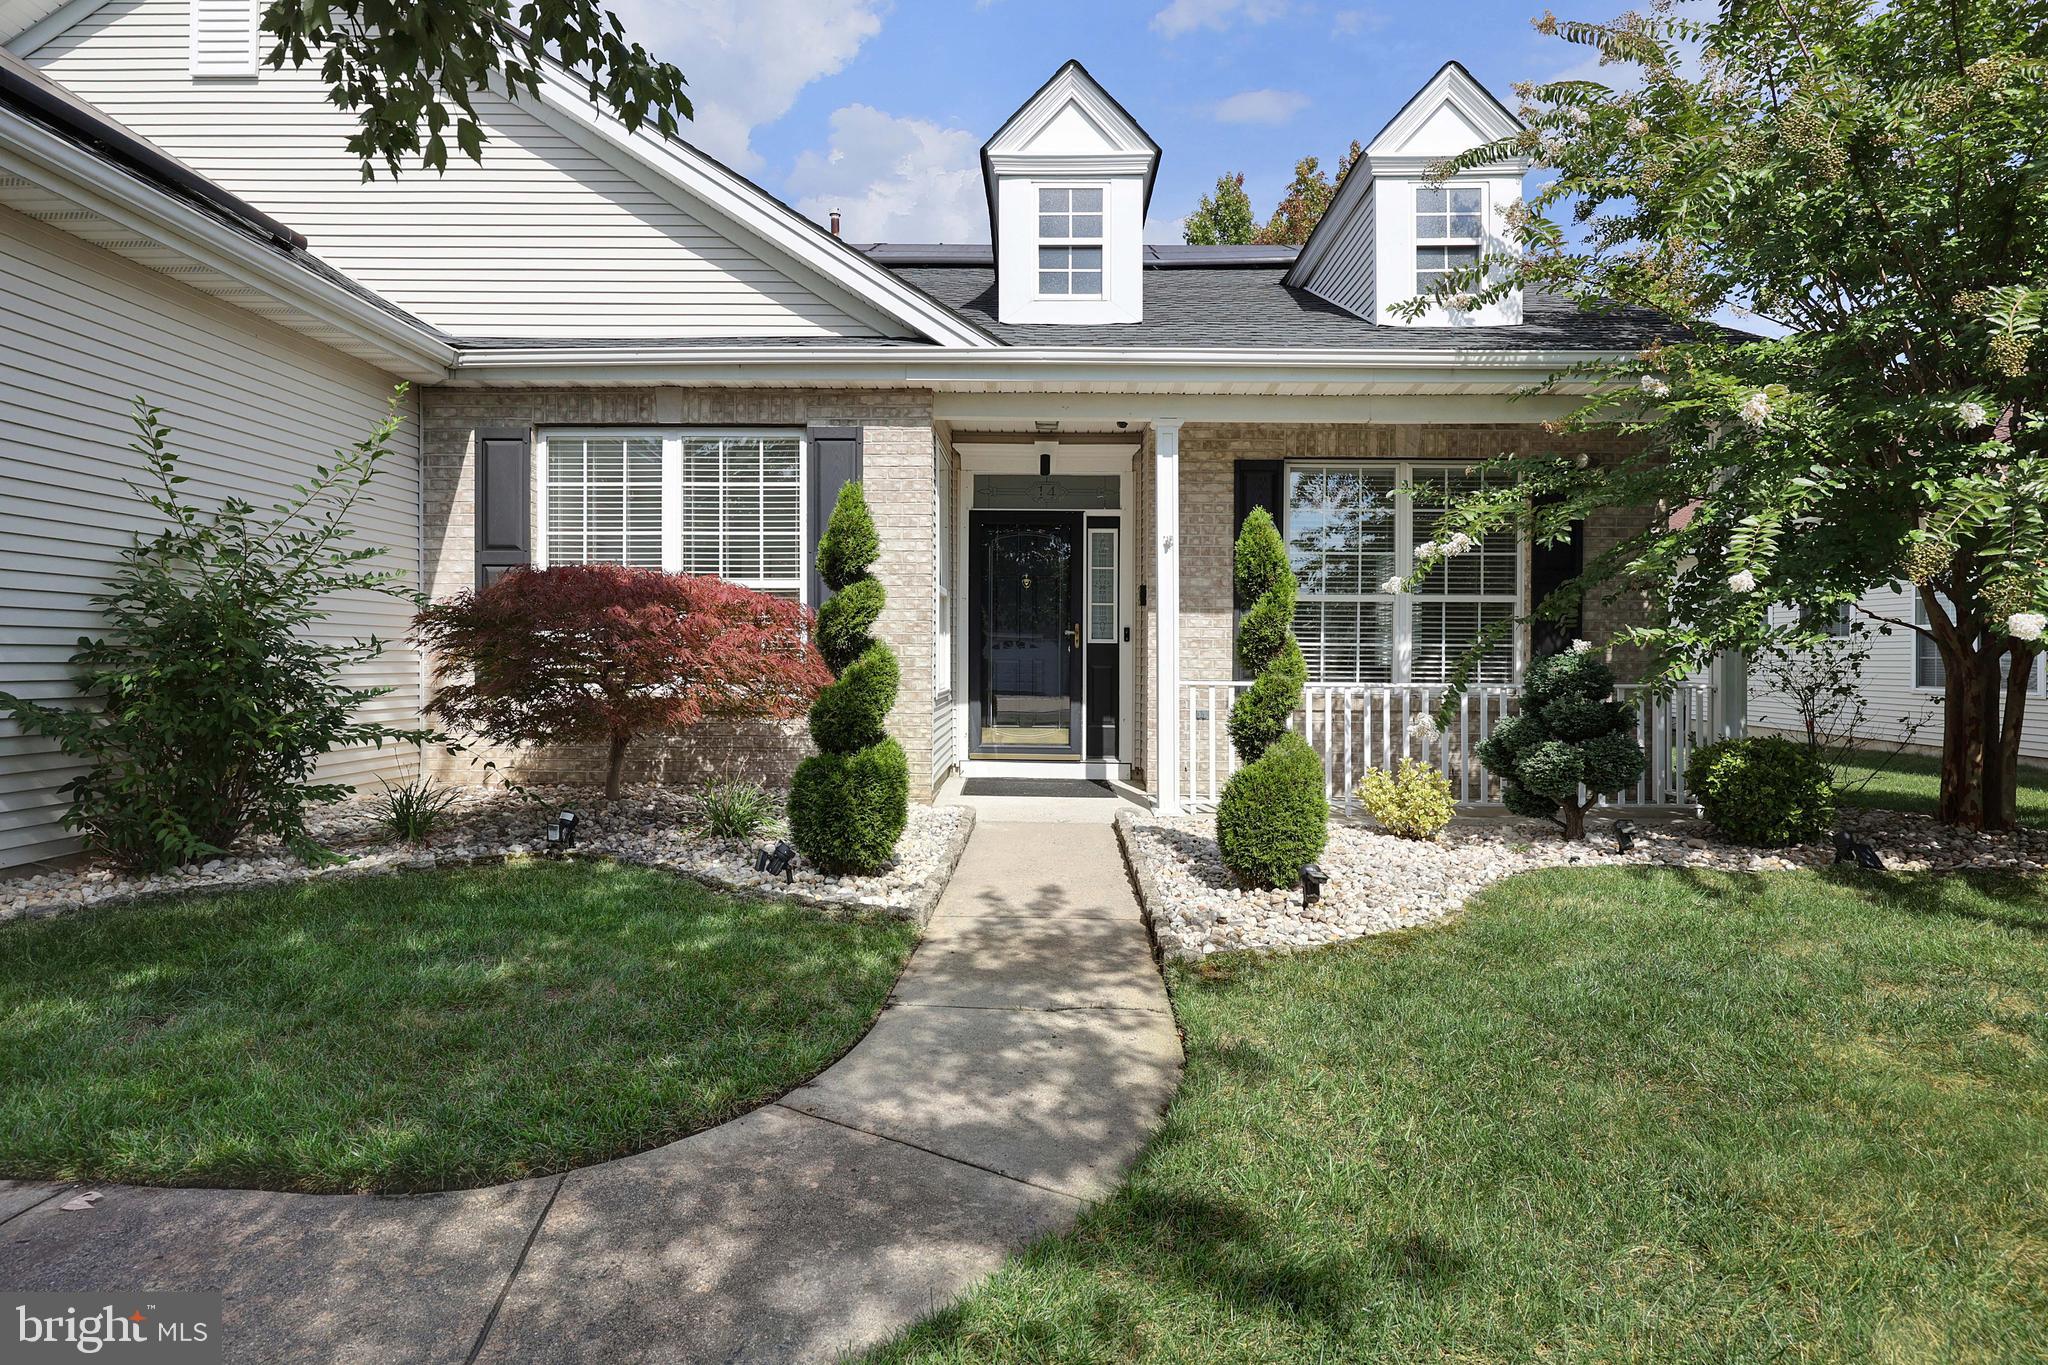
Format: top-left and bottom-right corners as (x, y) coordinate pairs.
(0, 204), (422, 869)
(1749, 586), (2048, 761)
(1284, 461), (1519, 686)
(33, 0), (887, 339)
(536, 430), (806, 601)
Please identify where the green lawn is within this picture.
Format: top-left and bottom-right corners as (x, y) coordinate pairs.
(0, 861), (917, 1193)
(871, 868), (2048, 1363)
(1836, 749), (2048, 826)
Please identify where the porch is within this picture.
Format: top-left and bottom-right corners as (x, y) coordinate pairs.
(936, 406), (1743, 815)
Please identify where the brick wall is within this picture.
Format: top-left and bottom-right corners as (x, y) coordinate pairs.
(419, 387), (939, 799)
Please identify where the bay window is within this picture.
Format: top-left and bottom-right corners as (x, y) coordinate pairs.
(1283, 462), (1519, 686)
(538, 430), (806, 601)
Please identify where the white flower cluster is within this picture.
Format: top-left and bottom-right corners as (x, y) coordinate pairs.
(1410, 532), (1477, 565)
(1957, 401), (1989, 428)
(2010, 612), (2046, 643)
(1728, 569), (1760, 593)
(1567, 106), (1592, 126)
(1569, 638), (1594, 654)
(1379, 575), (1406, 594)
(1626, 116), (1650, 138)
(1639, 373), (1672, 398)
(1738, 391), (1772, 427)
(1407, 713), (1441, 743)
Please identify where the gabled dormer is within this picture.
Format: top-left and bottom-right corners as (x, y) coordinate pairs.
(982, 60), (1159, 326)
(1289, 62), (1528, 328)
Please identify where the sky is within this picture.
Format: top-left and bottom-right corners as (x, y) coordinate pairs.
(604, 0), (1619, 245)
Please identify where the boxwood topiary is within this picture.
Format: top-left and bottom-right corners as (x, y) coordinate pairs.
(1215, 732), (1329, 888)
(1215, 506), (1327, 887)
(1477, 648), (1646, 841)
(1685, 736), (1836, 847)
(789, 483), (908, 874)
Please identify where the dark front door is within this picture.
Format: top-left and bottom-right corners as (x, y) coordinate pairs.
(970, 511), (1084, 757)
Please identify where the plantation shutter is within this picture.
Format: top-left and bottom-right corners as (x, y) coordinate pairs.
(189, 0), (259, 76)
(1529, 498), (1584, 659)
(806, 425), (863, 604)
(475, 429), (531, 586)
(1232, 461), (1285, 678)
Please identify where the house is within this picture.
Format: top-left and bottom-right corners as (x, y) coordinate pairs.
(0, 0), (1740, 872)
(1749, 593), (2048, 761)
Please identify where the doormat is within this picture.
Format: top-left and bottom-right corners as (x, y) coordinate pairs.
(959, 778), (1118, 798)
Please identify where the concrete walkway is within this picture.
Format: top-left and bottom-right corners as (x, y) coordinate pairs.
(0, 823), (1181, 1364)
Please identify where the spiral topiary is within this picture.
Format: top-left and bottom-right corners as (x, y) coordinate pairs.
(1215, 506), (1328, 887)
(789, 483), (908, 873)
(1477, 647), (1646, 841)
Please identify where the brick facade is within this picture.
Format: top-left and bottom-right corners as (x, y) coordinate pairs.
(419, 387), (940, 799)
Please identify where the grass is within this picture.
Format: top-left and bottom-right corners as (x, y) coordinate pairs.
(870, 868), (2048, 1363)
(1835, 748), (2048, 826)
(0, 861), (917, 1193)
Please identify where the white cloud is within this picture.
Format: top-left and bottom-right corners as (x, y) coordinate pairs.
(1150, 0), (1289, 39)
(1212, 88), (1309, 126)
(607, 0), (887, 173)
(787, 105), (986, 243)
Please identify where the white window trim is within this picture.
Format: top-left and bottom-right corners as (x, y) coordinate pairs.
(1413, 182), (1486, 298)
(1283, 459), (1523, 686)
(535, 427), (809, 604)
(1034, 182), (1108, 301)
(1912, 594), (2046, 695)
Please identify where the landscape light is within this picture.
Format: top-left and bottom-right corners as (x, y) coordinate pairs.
(1299, 863), (1329, 906)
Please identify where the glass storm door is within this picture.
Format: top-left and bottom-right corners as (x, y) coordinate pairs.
(971, 512), (1084, 756)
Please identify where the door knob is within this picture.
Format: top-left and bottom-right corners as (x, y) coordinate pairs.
(1067, 625), (1082, 649)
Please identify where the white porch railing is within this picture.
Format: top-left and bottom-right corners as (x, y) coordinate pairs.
(1177, 680), (1733, 815)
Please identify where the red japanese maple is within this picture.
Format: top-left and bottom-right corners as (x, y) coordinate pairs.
(415, 565), (832, 799)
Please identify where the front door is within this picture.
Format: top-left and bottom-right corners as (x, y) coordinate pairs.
(970, 511), (1084, 757)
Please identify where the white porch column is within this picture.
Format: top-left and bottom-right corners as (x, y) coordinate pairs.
(1153, 419), (1184, 814)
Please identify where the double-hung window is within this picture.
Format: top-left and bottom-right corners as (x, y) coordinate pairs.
(539, 430), (806, 601)
(1284, 462), (1519, 686)
(1913, 595), (2046, 695)
(1037, 186), (1104, 297)
(1414, 185), (1483, 298)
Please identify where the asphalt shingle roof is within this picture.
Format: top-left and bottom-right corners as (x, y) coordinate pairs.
(881, 262), (1684, 351)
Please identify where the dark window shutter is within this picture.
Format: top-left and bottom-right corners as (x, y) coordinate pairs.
(1233, 460), (1284, 548)
(806, 424), (863, 604)
(475, 429), (531, 587)
(1232, 460), (1285, 678)
(1529, 509), (1585, 660)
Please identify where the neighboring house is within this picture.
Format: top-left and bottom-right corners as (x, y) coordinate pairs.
(1751, 593), (2048, 761)
(0, 0), (1740, 871)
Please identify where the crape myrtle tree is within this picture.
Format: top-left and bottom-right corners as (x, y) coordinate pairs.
(414, 566), (830, 801)
(258, 0), (691, 176)
(1402, 0), (2048, 831)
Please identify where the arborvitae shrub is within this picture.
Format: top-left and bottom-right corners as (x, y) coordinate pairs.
(1214, 506), (1328, 887)
(1215, 733), (1329, 887)
(789, 483), (909, 874)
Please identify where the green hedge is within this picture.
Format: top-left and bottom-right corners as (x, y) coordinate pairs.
(1686, 737), (1836, 847)
(1216, 733), (1330, 888)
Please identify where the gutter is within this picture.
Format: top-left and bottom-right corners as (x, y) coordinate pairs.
(0, 103), (455, 378)
(446, 343), (1622, 389)
(0, 50), (306, 249)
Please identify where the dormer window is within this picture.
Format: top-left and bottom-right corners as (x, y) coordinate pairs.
(1414, 185), (1483, 297)
(1037, 187), (1105, 297)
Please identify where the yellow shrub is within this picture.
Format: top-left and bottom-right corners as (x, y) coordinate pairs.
(1357, 759), (1455, 840)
